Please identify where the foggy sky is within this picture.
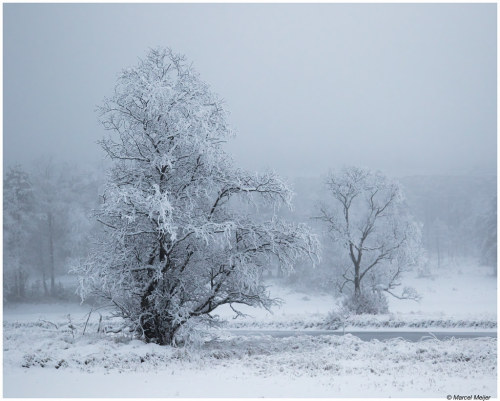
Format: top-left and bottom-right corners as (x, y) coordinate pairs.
(3, 3), (497, 178)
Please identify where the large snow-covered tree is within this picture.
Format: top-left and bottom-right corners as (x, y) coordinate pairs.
(75, 48), (318, 345)
(318, 166), (421, 314)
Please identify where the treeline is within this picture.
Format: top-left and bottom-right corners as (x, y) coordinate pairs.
(400, 175), (496, 270)
(3, 157), (496, 302)
(3, 158), (102, 301)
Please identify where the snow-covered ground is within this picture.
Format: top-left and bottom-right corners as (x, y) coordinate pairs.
(387, 263), (496, 319)
(217, 263), (497, 330)
(3, 262), (497, 397)
(3, 317), (497, 398)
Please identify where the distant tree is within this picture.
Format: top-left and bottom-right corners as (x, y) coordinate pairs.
(63, 167), (101, 264)
(429, 218), (450, 269)
(31, 158), (70, 296)
(401, 175), (496, 267)
(478, 196), (497, 274)
(317, 166), (421, 314)
(27, 158), (100, 297)
(74, 48), (318, 345)
(3, 165), (36, 299)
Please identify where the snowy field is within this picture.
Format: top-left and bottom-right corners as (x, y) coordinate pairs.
(218, 263), (497, 330)
(3, 318), (497, 398)
(3, 263), (497, 398)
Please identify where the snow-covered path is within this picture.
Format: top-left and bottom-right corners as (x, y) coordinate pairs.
(227, 329), (497, 341)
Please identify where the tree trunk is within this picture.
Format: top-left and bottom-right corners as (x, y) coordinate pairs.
(159, 323), (179, 346)
(354, 275), (361, 297)
(140, 312), (179, 345)
(41, 253), (49, 296)
(353, 260), (361, 297)
(19, 270), (26, 298)
(15, 269), (20, 299)
(42, 268), (49, 296)
(48, 212), (55, 296)
(436, 235), (441, 269)
(349, 242), (362, 298)
(15, 218), (26, 299)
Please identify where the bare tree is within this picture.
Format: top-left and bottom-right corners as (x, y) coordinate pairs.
(317, 166), (421, 313)
(74, 48), (319, 345)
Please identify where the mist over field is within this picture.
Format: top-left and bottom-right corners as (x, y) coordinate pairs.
(3, 3), (497, 398)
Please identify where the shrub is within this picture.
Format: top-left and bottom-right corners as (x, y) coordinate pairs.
(341, 290), (389, 315)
